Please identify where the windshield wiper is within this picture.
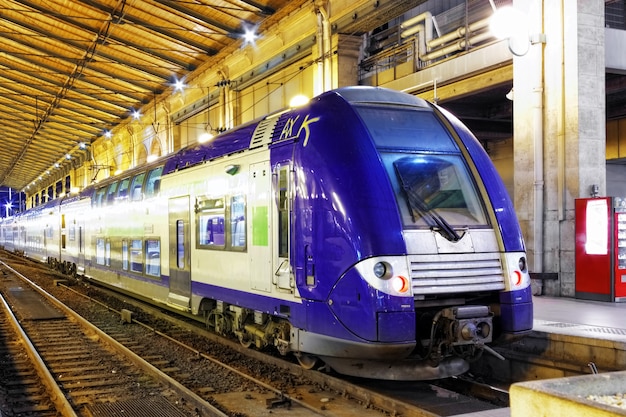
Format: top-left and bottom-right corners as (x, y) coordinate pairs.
(404, 187), (461, 242)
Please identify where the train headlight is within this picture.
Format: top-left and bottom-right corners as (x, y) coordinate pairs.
(518, 256), (527, 272)
(391, 275), (410, 294)
(356, 257), (413, 297)
(373, 262), (391, 279)
(503, 252), (531, 290)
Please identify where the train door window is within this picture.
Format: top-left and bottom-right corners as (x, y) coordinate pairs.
(96, 238), (105, 265)
(145, 166), (163, 198)
(177, 220), (185, 268)
(230, 195), (246, 249)
(106, 182), (119, 204)
(146, 239), (161, 277)
(61, 214), (66, 229)
(277, 167), (290, 258)
(122, 239), (128, 270)
(197, 197), (225, 249)
(130, 172), (146, 201)
(117, 178), (131, 201)
(69, 225), (75, 241)
(130, 239), (143, 273)
(105, 239), (111, 267)
(61, 234), (66, 250)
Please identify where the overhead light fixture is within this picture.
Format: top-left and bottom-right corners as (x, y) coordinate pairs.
(290, 94), (309, 108)
(104, 129), (112, 139)
(242, 24), (259, 46)
(174, 78), (186, 92)
(198, 132), (214, 143)
(132, 109), (141, 120)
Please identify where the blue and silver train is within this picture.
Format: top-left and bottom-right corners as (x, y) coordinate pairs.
(0, 87), (532, 380)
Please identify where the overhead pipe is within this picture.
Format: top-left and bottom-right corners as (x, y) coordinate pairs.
(421, 30), (493, 61)
(400, 12), (433, 57)
(427, 17), (491, 50)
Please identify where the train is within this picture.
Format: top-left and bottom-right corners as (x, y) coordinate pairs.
(0, 86), (532, 380)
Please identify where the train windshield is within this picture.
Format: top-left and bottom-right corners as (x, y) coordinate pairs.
(354, 105), (489, 231)
(385, 154), (489, 231)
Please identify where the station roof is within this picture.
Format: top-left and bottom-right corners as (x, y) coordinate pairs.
(0, 0), (304, 191)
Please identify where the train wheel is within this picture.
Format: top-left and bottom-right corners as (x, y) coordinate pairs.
(295, 353), (318, 370)
(238, 332), (253, 348)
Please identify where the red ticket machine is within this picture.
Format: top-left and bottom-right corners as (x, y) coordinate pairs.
(575, 197), (626, 302)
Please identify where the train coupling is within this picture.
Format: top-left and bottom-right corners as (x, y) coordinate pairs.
(439, 305), (493, 345)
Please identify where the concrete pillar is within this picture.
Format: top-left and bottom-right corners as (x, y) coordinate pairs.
(513, 0), (605, 297)
(333, 34), (362, 88)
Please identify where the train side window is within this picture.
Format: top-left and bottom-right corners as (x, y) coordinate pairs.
(122, 239), (129, 271)
(176, 221), (185, 268)
(197, 197), (225, 249)
(106, 182), (119, 204)
(94, 187), (107, 207)
(145, 239), (161, 277)
(96, 238), (105, 265)
(117, 178), (131, 201)
(130, 239), (143, 273)
(130, 172), (146, 201)
(105, 239), (111, 267)
(145, 166), (163, 198)
(230, 194), (246, 249)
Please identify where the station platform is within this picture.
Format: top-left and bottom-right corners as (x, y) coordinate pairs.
(532, 295), (626, 342)
(453, 295), (626, 417)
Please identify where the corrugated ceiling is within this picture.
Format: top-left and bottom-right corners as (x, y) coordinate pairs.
(0, 0), (301, 190)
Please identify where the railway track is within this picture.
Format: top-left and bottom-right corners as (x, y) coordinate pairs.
(0, 260), (225, 417)
(0, 251), (510, 417)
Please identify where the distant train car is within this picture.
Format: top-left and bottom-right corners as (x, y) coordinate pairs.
(0, 87), (532, 380)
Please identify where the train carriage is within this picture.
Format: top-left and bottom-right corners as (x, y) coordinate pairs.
(0, 86), (532, 380)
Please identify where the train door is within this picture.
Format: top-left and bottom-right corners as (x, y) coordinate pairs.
(273, 164), (293, 291)
(168, 196), (191, 309)
(249, 162), (272, 292)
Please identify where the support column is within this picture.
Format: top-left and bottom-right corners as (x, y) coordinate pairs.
(332, 34), (362, 88)
(514, 0), (605, 297)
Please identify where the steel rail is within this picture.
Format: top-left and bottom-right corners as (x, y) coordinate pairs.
(0, 260), (230, 417)
(0, 293), (78, 417)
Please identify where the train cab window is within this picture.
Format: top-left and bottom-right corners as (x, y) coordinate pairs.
(130, 172), (146, 201)
(145, 239), (160, 277)
(130, 239), (143, 273)
(385, 154), (489, 229)
(106, 182), (119, 204)
(117, 178), (131, 201)
(230, 195), (246, 249)
(145, 166), (163, 198)
(197, 197), (225, 248)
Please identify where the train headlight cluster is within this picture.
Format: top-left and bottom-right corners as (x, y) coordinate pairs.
(357, 257), (413, 297)
(504, 252), (531, 290)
